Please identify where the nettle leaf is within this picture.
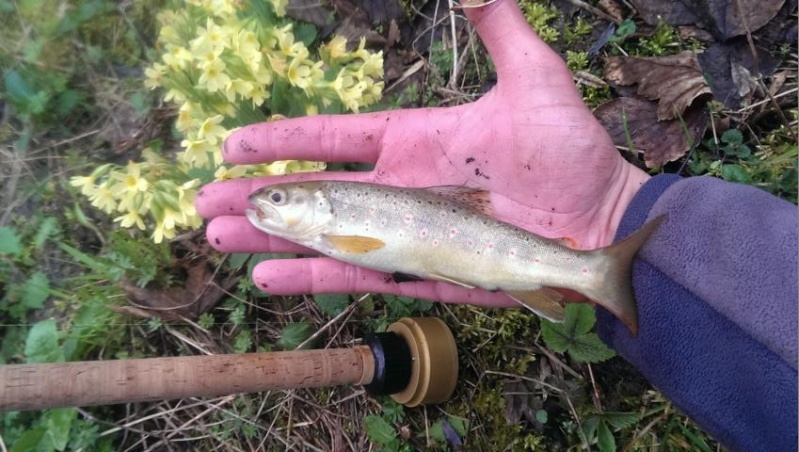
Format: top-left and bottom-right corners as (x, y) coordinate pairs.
(603, 411), (639, 429)
(25, 319), (64, 364)
(314, 293), (350, 317)
(46, 407), (76, 450)
(0, 226), (21, 255)
(364, 414), (397, 446)
(541, 304), (615, 363)
(597, 420), (616, 452)
(276, 323), (314, 350)
(22, 271), (50, 309)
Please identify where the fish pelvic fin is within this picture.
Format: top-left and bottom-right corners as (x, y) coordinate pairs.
(322, 234), (386, 254)
(506, 288), (565, 322)
(586, 215), (666, 336)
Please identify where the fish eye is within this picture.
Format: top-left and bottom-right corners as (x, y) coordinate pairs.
(269, 189), (287, 205)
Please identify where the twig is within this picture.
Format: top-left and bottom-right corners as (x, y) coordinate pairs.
(295, 293), (368, 350)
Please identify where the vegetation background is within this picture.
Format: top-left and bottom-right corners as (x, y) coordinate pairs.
(0, 0), (795, 450)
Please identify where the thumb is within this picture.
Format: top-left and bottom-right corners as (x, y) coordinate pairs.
(460, 0), (566, 78)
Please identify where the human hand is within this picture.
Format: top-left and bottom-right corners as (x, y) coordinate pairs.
(196, 0), (651, 307)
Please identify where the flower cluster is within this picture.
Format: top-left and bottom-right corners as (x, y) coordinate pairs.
(72, 0), (384, 242)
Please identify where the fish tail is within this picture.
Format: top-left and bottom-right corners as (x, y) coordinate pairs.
(584, 215), (666, 336)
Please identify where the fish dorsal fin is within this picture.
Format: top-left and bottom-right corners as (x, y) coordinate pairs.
(423, 186), (493, 216)
(505, 288), (565, 322)
(323, 235), (386, 254)
(427, 272), (476, 289)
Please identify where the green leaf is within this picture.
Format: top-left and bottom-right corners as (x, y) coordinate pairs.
(276, 323), (314, 350)
(721, 164), (751, 184)
(46, 408), (76, 450)
(0, 226), (21, 255)
(603, 411), (639, 429)
(535, 409), (548, 424)
(33, 217), (58, 249)
(25, 319), (64, 364)
(568, 333), (616, 363)
(23, 272), (50, 309)
(721, 128), (743, 145)
(447, 415), (469, 436)
(541, 304), (615, 363)
(293, 23), (318, 47)
(4, 70), (35, 102)
(597, 420), (616, 452)
(9, 426), (52, 452)
(314, 293), (350, 317)
(429, 420), (445, 442)
(228, 253), (251, 271)
(364, 414), (397, 446)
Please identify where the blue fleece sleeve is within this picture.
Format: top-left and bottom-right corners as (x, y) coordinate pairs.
(596, 174), (798, 451)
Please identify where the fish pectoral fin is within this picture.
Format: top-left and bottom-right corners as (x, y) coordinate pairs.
(554, 236), (579, 249)
(427, 272), (476, 289)
(322, 234), (386, 254)
(423, 186), (493, 216)
(505, 288), (565, 323)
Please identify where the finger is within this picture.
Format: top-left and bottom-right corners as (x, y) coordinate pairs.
(223, 111), (403, 165)
(461, 0), (570, 80)
(195, 171), (371, 218)
(206, 216), (311, 254)
(252, 258), (518, 308)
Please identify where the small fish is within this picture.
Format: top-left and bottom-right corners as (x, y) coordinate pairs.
(246, 181), (664, 335)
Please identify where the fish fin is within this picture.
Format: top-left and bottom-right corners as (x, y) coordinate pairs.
(554, 236), (579, 249)
(506, 288), (565, 322)
(423, 186), (493, 216)
(584, 215), (666, 336)
(392, 272), (424, 283)
(322, 234), (386, 254)
(427, 272), (476, 289)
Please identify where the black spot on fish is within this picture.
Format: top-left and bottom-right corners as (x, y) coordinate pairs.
(391, 272), (423, 283)
(465, 157), (475, 164)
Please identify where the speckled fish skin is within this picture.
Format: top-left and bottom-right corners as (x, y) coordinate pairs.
(246, 181), (664, 335)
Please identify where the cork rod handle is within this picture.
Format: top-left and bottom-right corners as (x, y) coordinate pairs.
(0, 346), (375, 412)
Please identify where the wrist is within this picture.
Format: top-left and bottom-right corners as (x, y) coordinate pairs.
(597, 162), (651, 246)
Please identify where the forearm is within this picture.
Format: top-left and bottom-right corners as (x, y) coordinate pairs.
(597, 174), (798, 450)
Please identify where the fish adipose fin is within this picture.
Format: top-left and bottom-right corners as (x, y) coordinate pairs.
(506, 288), (565, 322)
(427, 272), (477, 289)
(322, 235), (386, 254)
(585, 215), (666, 336)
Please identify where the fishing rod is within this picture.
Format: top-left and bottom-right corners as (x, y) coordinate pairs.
(0, 317), (457, 411)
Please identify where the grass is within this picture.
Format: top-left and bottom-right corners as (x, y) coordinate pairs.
(1, 0), (796, 450)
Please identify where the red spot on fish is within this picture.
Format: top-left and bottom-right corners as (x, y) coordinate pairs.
(419, 229), (428, 238)
(582, 268), (588, 273)
(534, 258), (541, 263)
(449, 228), (458, 237)
(404, 214), (413, 224)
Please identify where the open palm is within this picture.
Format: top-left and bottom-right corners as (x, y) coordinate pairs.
(196, 0), (650, 307)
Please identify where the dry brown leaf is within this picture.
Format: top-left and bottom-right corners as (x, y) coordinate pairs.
(119, 260), (238, 321)
(598, 0), (625, 22)
(605, 51), (713, 121)
(629, 0), (785, 40)
(594, 97), (708, 168)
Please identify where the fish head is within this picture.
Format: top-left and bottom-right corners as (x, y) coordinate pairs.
(246, 182), (333, 240)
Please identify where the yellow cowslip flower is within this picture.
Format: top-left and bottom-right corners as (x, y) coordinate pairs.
(181, 138), (215, 167)
(275, 25), (307, 59)
(357, 52), (384, 79)
(144, 63), (166, 89)
(198, 115), (227, 145)
(176, 103), (196, 132)
(236, 29), (262, 63)
(89, 186), (117, 213)
(70, 175), (98, 197)
(113, 162), (149, 194)
(270, 0), (288, 17)
(199, 58), (230, 93)
(191, 18), (228, 56)
(114, 210), (146, 230)
(305, 104), (318, 115)
(214, 164), (248, 181)
(265, 52), (287, 78)
(162, 45), (193, 70)
(287, 57), (312, 89)
(152, 218), (176, 243)
(322, 35), (349, 64)
(249, 83), (269, 107)
(225, 79), (255, 103)
(164, 88), (188, 104)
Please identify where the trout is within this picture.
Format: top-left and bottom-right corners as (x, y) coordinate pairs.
(246, 181), (664, 335)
